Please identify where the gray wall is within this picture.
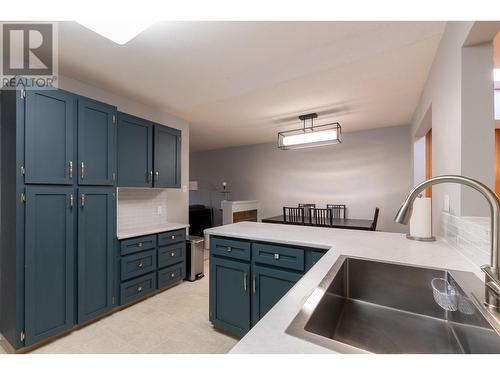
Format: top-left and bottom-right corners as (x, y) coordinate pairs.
(190, 125), (411, 233)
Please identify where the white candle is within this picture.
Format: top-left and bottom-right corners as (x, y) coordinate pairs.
(409, 197), (432, 238)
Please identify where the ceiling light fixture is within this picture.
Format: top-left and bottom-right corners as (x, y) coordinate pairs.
(76, 20), (156, 45)
(277, 113), (342, 150)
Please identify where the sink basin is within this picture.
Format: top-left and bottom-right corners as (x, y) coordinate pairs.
(286, 256), (500, 353)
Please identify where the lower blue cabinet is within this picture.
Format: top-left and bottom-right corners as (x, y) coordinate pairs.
(77, 187), (115, 324)
(24, 186), (75, 346)
(210, 257), (250, 336)
(251, 265), (302, 326)
(120, 272), (157, 305)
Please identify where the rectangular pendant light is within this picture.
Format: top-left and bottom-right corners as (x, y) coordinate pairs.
(277, 113), (341, 150)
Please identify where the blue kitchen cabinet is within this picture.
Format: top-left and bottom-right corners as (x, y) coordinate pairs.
(154, 125), (181, 188)
(117, 112), (181, 188)
(78, 98), (117, 186)
(24, 186), (75, 346)
(117, 112), (153, 187)
(210, 256), (251, 336)
(77, 187), (116, 324)
(251, 265), (302, 326)
(24, 89), (76, 185)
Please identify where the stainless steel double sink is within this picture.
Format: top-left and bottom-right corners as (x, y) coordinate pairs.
(286, 256), (500, 353)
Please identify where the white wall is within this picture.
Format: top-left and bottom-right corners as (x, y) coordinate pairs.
(411, 22), (496, 231)
(190, 125), (411, 233)
(59, 75), (190, 224)
(413, 136), (426, 186)
(495, 90), (500, 120)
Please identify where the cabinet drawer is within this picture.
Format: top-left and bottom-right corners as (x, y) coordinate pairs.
(120, 272), (156, 305)
(158, 229), (186, 246)
(211, 237), (251, 261)
(158, 263), (185, 289)
(252, 243), (305, 271)
(120, 234), (156, 256)
(306, 250), (326, 271)
(158, 242), (186, 269)
(121, 249), (157, 281)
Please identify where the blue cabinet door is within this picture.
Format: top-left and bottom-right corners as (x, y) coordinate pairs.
(24, 186), (75, 346)
(251, 265), (302, 326)
(210, 257), (250, 336)
(117, 112), (153, 187)
(154, 125), (181, 188)
(77, 187), (115, 324)
(24, 90), (75, 185)
(78, 99), (116, 186)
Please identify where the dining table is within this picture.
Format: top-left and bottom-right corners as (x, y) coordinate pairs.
(261, 215), (375, 231)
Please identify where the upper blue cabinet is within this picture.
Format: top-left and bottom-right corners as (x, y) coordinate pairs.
(154, 125), (181, 188)
(117, 113), (154, 187)
(78, 98), (117, 186)
(117, 112), (181, 188)
(24, 90), (76, 185)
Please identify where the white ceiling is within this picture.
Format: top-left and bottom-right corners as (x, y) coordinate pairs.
(59, 21), (445, 151)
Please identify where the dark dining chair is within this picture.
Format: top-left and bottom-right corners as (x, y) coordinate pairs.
(283, 207), (305, 224)
(327, 204), (346, 219)
(310, 208), (333, 226)
(370, 207), (380, 231)
(298, 203), (316, 218)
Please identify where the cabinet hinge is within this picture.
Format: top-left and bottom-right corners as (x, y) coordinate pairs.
(20, 89), (26, 99)
(21, 166), (25, 176)
(20, 331), (25, 342)
(21, 192), (26, 203)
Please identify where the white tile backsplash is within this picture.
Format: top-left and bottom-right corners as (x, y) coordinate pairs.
(439, 212), (490, 267)
(117, 188), (168, 233)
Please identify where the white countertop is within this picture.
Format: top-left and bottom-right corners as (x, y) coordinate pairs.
(117, 222), (189, 240)
(204, 221), (483, 354)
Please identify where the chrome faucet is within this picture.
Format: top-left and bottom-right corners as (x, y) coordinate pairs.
(395, 175), (500, 312)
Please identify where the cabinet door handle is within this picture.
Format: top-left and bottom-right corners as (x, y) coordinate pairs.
(227, 246), (232, 252)
(138, 262), (143, 268)
(68, 161), (73, 178)
(155, 171), (159, 182)
(137, 242), (143, 248)
(137, 286), (143, 292)
(80, 162), (85, 179)
(171, 252), (175, 257)
(171, 235), (175, 240)
(252, 275), (256, 294)
(243, 272), (247, 291)
(147, 171), (153, 182)
(80, 193), (85, 207)
(274, 253), (280, 260)
(171, 273), (175, 278)
(69, 194), (74, 208)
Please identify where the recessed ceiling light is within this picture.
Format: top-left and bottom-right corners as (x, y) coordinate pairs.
(76, 20), (156, 45)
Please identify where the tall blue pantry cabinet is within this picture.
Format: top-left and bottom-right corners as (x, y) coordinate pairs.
(0, 86), (117, 349)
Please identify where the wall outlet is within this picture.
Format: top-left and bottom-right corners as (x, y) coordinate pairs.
(443, 195), (450, 213)
(182, 184), (187, 193)
(157, 206), (162, 215)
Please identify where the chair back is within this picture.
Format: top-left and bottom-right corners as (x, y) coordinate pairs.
(283, 207), (305, 224)
(327, 204), (346, 219)
(371, 207), (380, 231)
(298, 203), (316, 218)
(310, 208), (333, 226)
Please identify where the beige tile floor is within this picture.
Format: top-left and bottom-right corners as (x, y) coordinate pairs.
(0, 259), (238, 354)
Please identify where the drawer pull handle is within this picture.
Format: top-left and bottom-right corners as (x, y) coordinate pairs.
(171, 235), (175, 240)
(137, 286), (143, 292)
(171, 252), (175, 257)
(227, 246), (232, 252)
(138, 262), (143, 268)
(138, 242), (143, 248)
(243, 272), (247, 291)
(171, 273), (175, 278)
(274, 253), (280, 260)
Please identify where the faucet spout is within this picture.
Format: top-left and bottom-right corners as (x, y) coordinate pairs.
(395, 175), (500, 310)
